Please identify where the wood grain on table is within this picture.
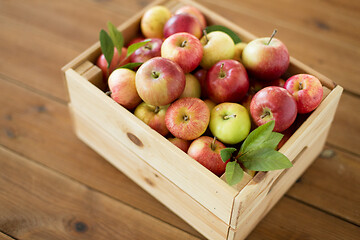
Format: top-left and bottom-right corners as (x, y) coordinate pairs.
(0, 0), (359, 239)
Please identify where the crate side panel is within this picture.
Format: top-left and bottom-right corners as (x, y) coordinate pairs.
(228, 123), (331, 240)
(70, 108), (229, 240)
(65, 69), (238, 225)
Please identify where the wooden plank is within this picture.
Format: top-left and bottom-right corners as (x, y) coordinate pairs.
(0, 232), (16, 240)
(287, 145), (360, 225)
(71, 108), (228, 240)
(0, 76), (204, 238)
(66, 68), (238, 225)
(197, 0), (360, 95)
(246, 197), (360, 240)
(0, 146), (200, 240)
(326, 93), (360, 155)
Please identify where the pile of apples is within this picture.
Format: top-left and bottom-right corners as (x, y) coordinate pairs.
(96, 5), (324, 177)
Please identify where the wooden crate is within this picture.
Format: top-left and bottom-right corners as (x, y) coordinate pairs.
(61, 0), (343, 239)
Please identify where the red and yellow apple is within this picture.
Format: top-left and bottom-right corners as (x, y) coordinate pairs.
(165, 97), (210, 140)
(135, 57), (185, 106)
(284, 74), (323, 114)
(187, 136), (228, 176)
(96, 47), (129, 80)
(168, 137), (191, 152)
(130, 38), (163, 63)
(161, 32), (203, 73)
(141, 6), (171, 38)
(175, 5), (207, 29)
(250, 86), (297, 132)
(134, 102), (169, 136)
(108, 68), (141, 110)
(163, 14), (202, 39)
(179, 73), (201, 98)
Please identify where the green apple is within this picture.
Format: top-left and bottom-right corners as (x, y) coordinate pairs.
(200, 31), (235, 69)
(209, 102), (251, 144)
(179, 73), (201, 98)
(233, 42), (247, 63)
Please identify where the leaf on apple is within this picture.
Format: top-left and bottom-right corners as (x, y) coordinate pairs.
(239, 147), (292, 171)
(220, 147), (237, 163)
(107, 22), (124, 55)
(240, 120), (275, 154)
(126, 39), (152, 58)
(118, 62), (143, 70)
(99, 29), (114, 68)
(225, 161), (244, 186)
(205, 25), (242, 44)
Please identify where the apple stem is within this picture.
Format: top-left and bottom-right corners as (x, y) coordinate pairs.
(299, 81), (303, 90)
(211, 136), (217, 151)
(105, 91), (112, 96)
(219, 63), (226, 78)
(144, 45), (152, 50)
(180, 40), (187, 48)
(267, 29), (278, 45)
(203, 29), (208, 44)
(260, 111), (270, 119)
(183, 115), (189, 121)
(154, 106), (160, 113)
(223, 114), (236, 120)
(152, 71), (160, 79)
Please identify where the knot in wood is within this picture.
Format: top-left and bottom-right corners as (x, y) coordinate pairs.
(127, 132), (143, 147)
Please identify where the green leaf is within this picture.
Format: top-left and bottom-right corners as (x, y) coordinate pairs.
(107, 22), (124, 55)
(126, 39), (151, 58)
(240, 121), (275, 154)
(205, 25), (242, 44)
(220, 148), (237, 163)
(240, 147), (293, 171)
(118, 62), (143, 70)
(261, 132), (284, 150)
(99, 29), (114, 68)
(225, 161), (244, 186)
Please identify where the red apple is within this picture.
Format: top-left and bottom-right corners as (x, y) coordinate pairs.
(250, 86), (297, 132)
(242, 36), (289, 81)
(250, 78), (285, 93)
(168, 137), (191, 152)
(179, 73), (201, 98)
(96, 47), (130, 80)
(175, 5), (207, 29)
(163, 14), (202, 39)
(126, 37), (145, 47)
(206, 59), (249, 103)
(187, 136), (228, 176)
(284, 74), (323, 114)
(108, 68), (141, 110)
(130, 38), (163, 63)
(165, 97), (210, 140)
(161, 32), (203, 73)
(135, 57), (186, 106)
(194, 68), (208, 98)
(134, 103), (169, 136)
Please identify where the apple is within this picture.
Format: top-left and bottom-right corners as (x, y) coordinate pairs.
(175, 5), (207, 29)
(206, 59), (249, 103)
(168, 137), (191, 152)
(126, 37), (145, 47)
(250, 78), (286, 93)
(200, 31), (235, 69)
(161, 32), (203, 73)
(187, 136), (228, 176)
(130, 38), (163, 63)
(284, 74), (323, 114)
(134, 102), (169, 136)
(96, 47), (129, 80)
(250, 86), (297, 132)
(210, 102), (251, 144)
(233, 42), (247, 62)
(163, 14), (202, 39)
(204, 99), (216, 112)
(193, 68), (208, 98)
(108, 68), (141, 110)
(179, 73), (201, 98)
(165, 97), (210, 140)
(141, 6), (171, 38)
(242, 33), (289, 81)
(135, 57), (186, 106)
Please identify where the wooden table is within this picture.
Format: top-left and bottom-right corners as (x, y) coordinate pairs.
(0, 0), (359, 239)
